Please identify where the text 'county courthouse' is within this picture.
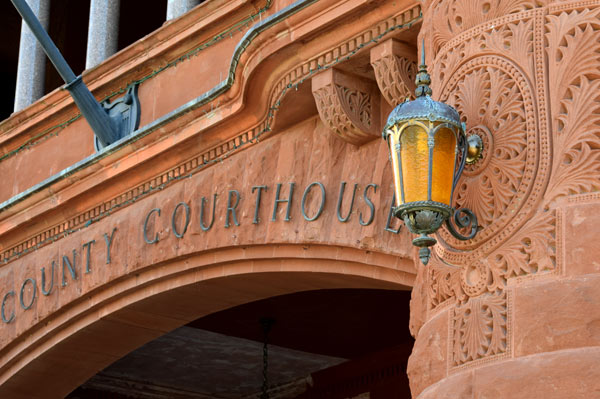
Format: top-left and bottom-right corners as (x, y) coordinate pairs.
(0, 0), (599, 398)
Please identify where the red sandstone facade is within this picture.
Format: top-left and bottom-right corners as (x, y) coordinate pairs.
(0, 0), (599, 397)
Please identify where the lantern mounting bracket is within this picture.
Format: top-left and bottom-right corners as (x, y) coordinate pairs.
(466, 133), (484, 164)
(94, 84), (142, 151)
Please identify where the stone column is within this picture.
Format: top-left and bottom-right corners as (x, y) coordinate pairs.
(406, 1), (600, 398)
(13, 0), (50, 112)
(85, 0), (120, 69)
(166, 0), (200, 21)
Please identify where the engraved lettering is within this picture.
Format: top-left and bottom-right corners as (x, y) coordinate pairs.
(19, 278), (36, 310)
(301, 182), (326, 221)
(252, 185), (267, 224)
(82, 240), (95, 273)
(1, 291), (15, 324)
(200, 194), (217, 231)
(172, 203), (190, 238)
(272, 183), (295, 221)
(225, 190), (241, 228)
(62, 250), (77, 287)
(41, 261), (56, 296)
(143, 208), (161, 244)
(337, 182), (358, 223)
(359, 183), (377, 226)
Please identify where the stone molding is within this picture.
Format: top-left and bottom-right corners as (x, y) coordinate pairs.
(311, 68), (380, 146)
(370, 38), (417, 106)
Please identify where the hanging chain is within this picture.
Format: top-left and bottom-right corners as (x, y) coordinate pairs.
(261, 337), (269, 399)
(260, 318), (274, 399)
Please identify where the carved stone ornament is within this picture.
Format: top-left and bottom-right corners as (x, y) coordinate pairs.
(406, 0), (600, 374)
(451, 291), (509, 367)
(311, 68), (380, 146)
(370, 38), (418, 106)
(440, 56), (535, 250)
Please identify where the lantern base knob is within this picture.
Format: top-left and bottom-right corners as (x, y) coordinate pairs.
(419, 247), (431, 265)
(412, 234), (436, 265)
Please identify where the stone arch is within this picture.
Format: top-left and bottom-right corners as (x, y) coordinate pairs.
(0, 243), (414, 398)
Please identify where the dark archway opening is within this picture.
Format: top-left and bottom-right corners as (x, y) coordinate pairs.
(67, 288), (414, 398)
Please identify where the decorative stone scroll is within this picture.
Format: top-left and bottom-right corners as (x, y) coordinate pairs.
(311, 68), (380, 146)
(370, 38), (418, 106)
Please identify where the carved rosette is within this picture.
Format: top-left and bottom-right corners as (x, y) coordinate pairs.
(439, 56), (536, 250)
(311, 68), (380, 146)
(370, 39), (418, 106)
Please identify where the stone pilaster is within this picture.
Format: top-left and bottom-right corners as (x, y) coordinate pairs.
(85, 0), (120, 69)
(408, 1), (600, 398)
(13, 0), (50, 112)
(166, 0), (200, 21)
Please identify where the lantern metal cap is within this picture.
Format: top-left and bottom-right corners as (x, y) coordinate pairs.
(383, 95), (462, 133)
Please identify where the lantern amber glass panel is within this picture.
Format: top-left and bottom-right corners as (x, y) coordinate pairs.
(400, 124), (429, 203)
(432, 125), (457, 204)
(388, 122), (458, 207)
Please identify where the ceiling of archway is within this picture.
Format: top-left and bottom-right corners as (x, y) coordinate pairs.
(68, 289), (412, 398)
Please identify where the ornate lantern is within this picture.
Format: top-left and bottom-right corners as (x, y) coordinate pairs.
(383, 48), (482, 265)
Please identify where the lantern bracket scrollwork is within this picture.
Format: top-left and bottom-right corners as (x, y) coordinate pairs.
(446, 208), (478, 241)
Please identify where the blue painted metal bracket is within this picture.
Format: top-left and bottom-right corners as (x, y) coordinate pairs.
(11, 0), (140, 149)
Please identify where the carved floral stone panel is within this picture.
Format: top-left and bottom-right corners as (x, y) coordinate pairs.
(450, 291), (509, 367)
(545, 5), (600, 207)
(424, 0), (538, 57)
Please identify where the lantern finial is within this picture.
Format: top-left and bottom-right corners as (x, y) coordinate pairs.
(415, 39), (432, 97)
